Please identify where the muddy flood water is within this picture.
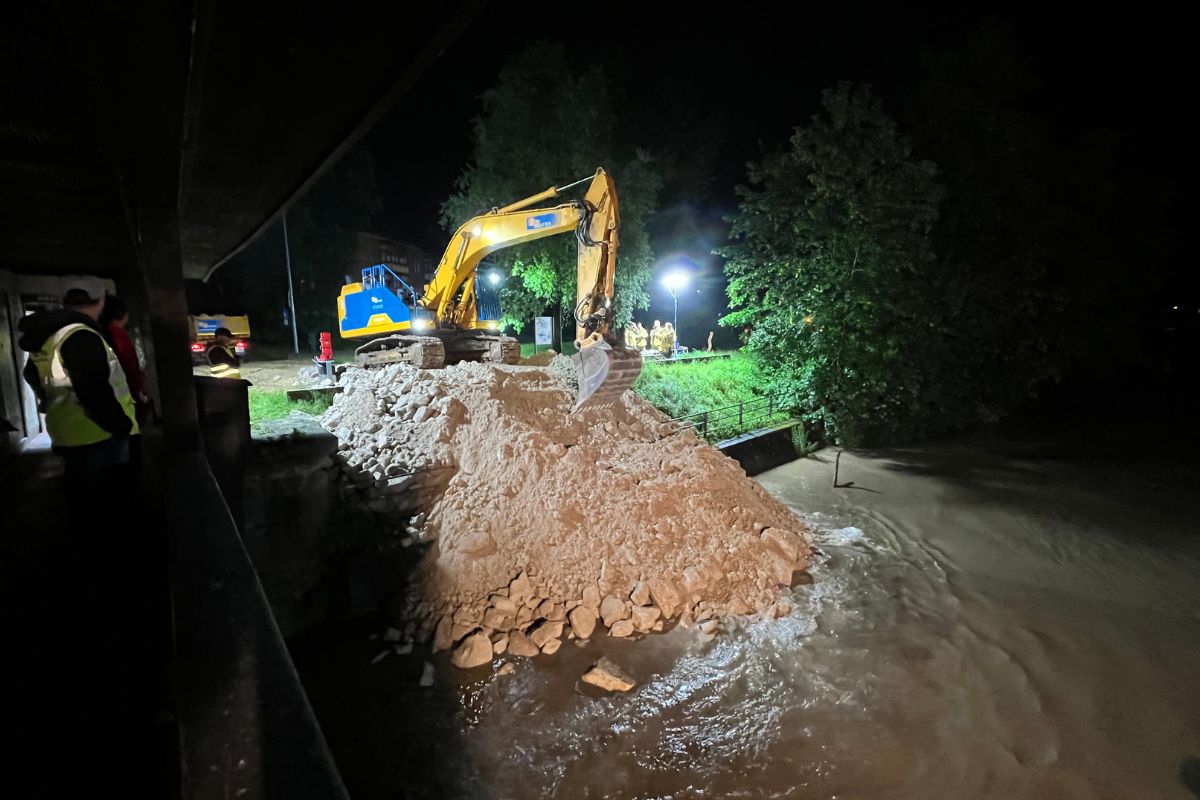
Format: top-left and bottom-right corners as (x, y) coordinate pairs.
(292, 441), (1200, 799)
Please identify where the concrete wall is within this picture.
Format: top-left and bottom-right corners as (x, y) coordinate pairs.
(244, 414), (449, 637)
(717, 422), (801, 477)
(0, 270), (27, 460)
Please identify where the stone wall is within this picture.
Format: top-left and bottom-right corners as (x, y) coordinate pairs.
(243, 413), (443, 637)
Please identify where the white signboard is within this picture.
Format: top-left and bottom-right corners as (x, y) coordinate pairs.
(534, 316), (553, 346)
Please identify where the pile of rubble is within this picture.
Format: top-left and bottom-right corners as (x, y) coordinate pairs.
(321, 357), (811, 669)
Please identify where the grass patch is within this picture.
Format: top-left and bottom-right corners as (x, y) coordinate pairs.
(633, 351), (796, 441)
(634, 351), (762, 419)
(248, 389), (331, 423)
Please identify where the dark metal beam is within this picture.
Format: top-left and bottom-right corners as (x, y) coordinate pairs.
(184, 1), (485, 280)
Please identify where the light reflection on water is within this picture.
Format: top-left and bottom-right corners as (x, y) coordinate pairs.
(447, 448), (1200, 799)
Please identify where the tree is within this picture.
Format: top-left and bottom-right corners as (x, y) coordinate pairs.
(903, 20), (1173, 408)
(722, 84), (946, 445)
(442, 44), (661, 338)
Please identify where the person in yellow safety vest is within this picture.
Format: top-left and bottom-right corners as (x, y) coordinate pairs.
(634, 322), (649, 349)
(205, 327), (242, 378)
(17, 280), (139, 477)
(652, 322), (673, 355)
(624, 324), (639, 349)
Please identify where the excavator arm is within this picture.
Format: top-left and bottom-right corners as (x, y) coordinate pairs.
(567, 170), (643, 409)
(338, 168), (640, 409)
(426, 167), (640, 408)
(419, 199), (586, 328)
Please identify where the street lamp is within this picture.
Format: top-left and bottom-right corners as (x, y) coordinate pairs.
(487, 271), (502, 286)
(661, 270), (690, 355)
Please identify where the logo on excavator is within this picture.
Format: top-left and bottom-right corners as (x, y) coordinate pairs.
(526, 212), (556, 231)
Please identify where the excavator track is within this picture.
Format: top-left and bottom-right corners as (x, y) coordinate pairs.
(438, 331), (521, 365)
(354, 335), (446, 369)
(354, 332), (520, 369)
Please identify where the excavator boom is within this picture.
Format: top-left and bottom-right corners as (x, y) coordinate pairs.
(337, 168), (640, 409)
(569, 169), (642, 410)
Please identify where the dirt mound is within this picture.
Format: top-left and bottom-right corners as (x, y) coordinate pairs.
(322, 360), (811, 666)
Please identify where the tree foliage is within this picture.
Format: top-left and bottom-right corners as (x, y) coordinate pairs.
(724, 24), (1173, 446)
(442, 44), (661, 336)
(722, 84), (946, 445)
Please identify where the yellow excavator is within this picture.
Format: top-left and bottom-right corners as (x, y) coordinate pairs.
(337, 167), (641, 409)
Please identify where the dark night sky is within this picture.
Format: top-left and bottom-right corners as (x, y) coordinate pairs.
(365, 4), (1189, 345)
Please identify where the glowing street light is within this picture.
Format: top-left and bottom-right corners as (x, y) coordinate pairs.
(661, 269), (691, 355)
(487, 271), (502, 286)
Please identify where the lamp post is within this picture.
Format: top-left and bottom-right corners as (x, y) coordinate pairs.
(282, 211), (299, 354)
(661, 270), (690, 355)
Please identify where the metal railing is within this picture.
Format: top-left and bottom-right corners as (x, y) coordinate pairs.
(669, 396), (794, 443)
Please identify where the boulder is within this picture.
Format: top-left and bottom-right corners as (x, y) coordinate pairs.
(580, 657), (636, 692)
(508, 630), (540, 657)
(609, 619), (635, 638)
(450, 632), (494, 669)
(631, 605), (661, 632)
(600, 595), (628, 627)
(568, 605), (597, 639)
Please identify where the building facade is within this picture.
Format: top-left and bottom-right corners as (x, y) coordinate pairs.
(345, 233), (438, 291)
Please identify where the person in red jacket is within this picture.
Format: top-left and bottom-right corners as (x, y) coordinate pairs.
(100, 295), (149, 466)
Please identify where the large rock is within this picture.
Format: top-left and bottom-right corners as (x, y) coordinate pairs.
(432, 616), (454, 653)
(449, 632), (493, 669)
(482, 607), (512, 631)
(568, 605), (597, 639)
(629, 582), (651, 606)
(631, 605), (661, 632)
(648, 579), (681, 619)
(529, 620), (564, 649)
(600, 595), (628, 627)
(581, 585), (601, 610)
(581, 657), (636, 692)
(508, 630), (540, 657)
(609, 619), (635, 638)
(535, 599), (566, 621)
(509, 571), (533, 606)
(489, 594), (517, 616)
(761, 527), (801, 561)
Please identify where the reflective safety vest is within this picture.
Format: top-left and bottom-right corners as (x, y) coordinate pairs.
(651, 327), (674, 354)
(30, 323), (139, 447)
(205, 344), (241, 379)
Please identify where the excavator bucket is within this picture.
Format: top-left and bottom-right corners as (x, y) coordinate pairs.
(572, 340), (642, 412)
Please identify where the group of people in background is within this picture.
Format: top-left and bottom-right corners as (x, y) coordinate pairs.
(625, 319), (678, 356)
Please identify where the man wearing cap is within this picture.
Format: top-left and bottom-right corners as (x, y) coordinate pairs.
(205, 327), (241, 378)
(17, 280), (139, 478)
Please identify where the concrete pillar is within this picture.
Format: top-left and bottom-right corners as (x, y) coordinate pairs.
(133, 206), (201, 455)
